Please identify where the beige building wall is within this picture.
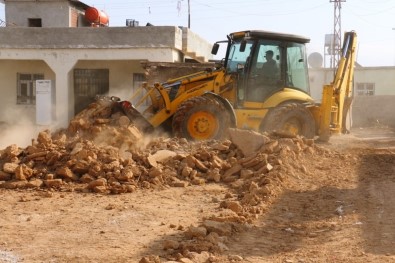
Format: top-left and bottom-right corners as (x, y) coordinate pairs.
(354, 67), (395, 95)
(0, 60), (54, 124)
(309, 66), (395, 127)
(309, 66), (395, 100)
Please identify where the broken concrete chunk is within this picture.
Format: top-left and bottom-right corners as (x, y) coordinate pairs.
(147, 150), (177, 167)
(26, 179), (44, 188)
(278, 138), (302, 153)
(26, 151), (47, 161)
(80, 174), (95, 183)
(88, 178), (107, 189)
(186, 251), (211, 263)
(148, 167), (162, 178)
(255, 163), (273, 175)
(2, 163), (19, 174)
(202, 220), (232, 236)
(223, 163), (242, 178)
(15, 164), (33, 181)
(184, 155), (196, 168)
(240, 169), (254, 179)
(181, 166), (193, 178)
(192, 156), (208, 172)
(211, 155), (224, 169)
(3, 144), (22, 158)
(162, 239), (180, 250)
(127, 126), (143, 141)
(185, 226), (207, 238)
(56, 167), (77, 181)
(71, 160), (90, 174)
(179, 258), (194, 263)
(259, 140), (279, 153)
(228, 128), (270, 156)
(211, 142), (230, 151)
(207, 168), (221, 182)
(70, 142), (84, 155)
(44, 179), (63, 188)
(37, 130), (52, 146)
(220, 200), (243, 213)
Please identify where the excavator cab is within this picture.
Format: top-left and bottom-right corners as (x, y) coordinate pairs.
(213, 30), (311, 105)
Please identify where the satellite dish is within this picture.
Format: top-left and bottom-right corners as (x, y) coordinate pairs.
(308, 52), (323, 68)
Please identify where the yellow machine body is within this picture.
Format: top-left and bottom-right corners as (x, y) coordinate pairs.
(126, 30), (357, 141)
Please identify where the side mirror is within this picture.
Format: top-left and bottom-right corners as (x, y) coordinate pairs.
(239, 40), (247, 52)
(211, 43), (220, 55)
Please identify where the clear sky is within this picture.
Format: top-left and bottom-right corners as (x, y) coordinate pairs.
(1, 0), (394, 67)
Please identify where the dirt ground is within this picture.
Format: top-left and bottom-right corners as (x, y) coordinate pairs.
(1, 126), (395, 263)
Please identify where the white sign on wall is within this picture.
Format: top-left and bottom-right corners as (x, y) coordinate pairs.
(36, 80), (52, 125)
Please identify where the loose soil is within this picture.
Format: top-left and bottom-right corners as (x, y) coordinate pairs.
(1, 121), (395, 262)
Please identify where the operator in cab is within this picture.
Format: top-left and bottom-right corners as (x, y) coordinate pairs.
(261, 50), (279, 85)
(250, 49), (280, 100)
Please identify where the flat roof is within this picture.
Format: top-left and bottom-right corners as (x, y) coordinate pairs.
(230, 30), (310, 43)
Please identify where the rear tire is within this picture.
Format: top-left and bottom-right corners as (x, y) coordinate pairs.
(172, 95), (230, 140)
(260, 103), (316, 139)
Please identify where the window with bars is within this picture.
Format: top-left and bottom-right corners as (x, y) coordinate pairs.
(17, 73), (44, 105)
(356, 83), (375, 96)
(74, 69), (109, 114)
(74, 69), (109, 96)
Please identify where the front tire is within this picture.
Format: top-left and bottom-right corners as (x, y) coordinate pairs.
(260, 103), (316, 138)
(172, 95), (230, 140)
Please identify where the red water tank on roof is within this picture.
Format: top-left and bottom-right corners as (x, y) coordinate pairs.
(85, 7), (109, 26)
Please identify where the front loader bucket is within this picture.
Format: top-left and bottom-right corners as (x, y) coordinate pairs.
(119, 100), (154, 133)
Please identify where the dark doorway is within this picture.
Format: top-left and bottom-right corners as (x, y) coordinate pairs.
(74, 69), (109, 114)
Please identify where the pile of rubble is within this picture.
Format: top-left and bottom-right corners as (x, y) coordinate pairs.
(0, 100), (335, 262)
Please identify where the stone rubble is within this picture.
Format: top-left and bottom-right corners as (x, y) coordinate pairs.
(0, 100), (333, 263)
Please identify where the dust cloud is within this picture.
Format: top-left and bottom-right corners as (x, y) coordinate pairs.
(0, 122), (44, 149)
(0, 108), (52, 149)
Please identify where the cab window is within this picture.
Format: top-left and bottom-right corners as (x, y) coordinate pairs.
(286, 43), (309, 93)
(226, 42), (254, 73)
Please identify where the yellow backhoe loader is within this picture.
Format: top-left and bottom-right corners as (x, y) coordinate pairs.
(103, 30), (357, 141)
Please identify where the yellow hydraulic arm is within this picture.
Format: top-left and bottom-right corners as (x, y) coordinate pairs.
(319, 31), (357, 141)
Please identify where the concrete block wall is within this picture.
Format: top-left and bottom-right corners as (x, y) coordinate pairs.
(5, 1), (71, 27)
(182, 27), (213, 62)
(352, 95), (395, 128)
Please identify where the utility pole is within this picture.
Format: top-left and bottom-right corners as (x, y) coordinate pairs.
(330, 0), (346, 68)
(188, 0), (191, 29)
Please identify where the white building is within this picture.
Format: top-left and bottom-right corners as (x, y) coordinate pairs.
(0, 0), (213, 128)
